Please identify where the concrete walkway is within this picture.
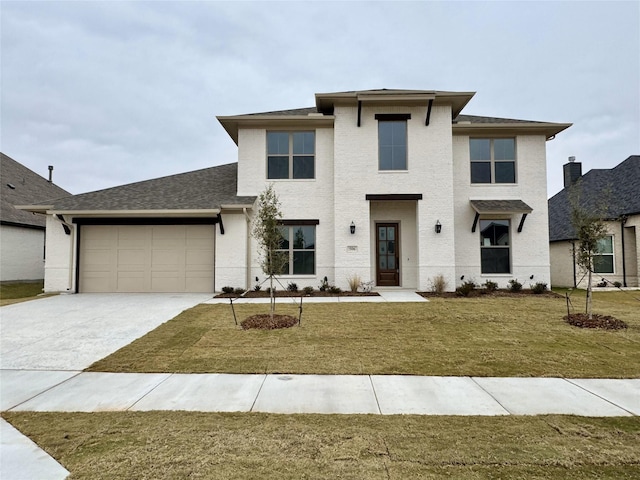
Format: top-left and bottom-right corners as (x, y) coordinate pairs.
(2, 291), (638, 480)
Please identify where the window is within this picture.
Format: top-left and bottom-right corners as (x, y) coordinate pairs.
(277, 225), (315, 275)
(480, 219), (510, 273)
(378, 120), (407, 170)
(470, 138), (516, 183)
(267, 131), (315, 179)
(593, 235), (614, 274)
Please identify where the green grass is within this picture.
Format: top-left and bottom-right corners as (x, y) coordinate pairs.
(3, 412), (639, 479)
(0, 281), (47, 306)
(88, 292), (640, 377)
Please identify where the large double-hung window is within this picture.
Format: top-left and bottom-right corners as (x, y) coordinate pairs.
(480, 219), (511, 274)
(376, 114), (410, 171)
(593, 235), (614, 274)
(470, 138), (516, 183)
(277, 224), (316, 275)
(267, 131), (315, 179)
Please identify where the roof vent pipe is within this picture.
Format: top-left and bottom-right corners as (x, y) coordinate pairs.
(48, 165), (53, 183)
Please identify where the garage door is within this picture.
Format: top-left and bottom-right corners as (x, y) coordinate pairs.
(79, 224), (214, 293)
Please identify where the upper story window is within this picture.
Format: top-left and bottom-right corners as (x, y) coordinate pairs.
(267, 131), (315, 179)
(480, 219), (511, 273)
(593, 235), (614, 274)
(377, 114), (409, 171)
(470, 138), (516, 184)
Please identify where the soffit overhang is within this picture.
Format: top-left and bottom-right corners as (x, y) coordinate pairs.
(453, 122), (572, 140)
(217, 115), (335, 145)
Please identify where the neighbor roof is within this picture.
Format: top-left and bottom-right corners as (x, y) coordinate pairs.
(23, 162), (256, 213)
(1, 153), (70, 228)
(548, 155), (640, 242)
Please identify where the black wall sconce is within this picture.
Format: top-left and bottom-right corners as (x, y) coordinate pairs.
(435, 220), (442, 234)
(350, 221), (356, 234)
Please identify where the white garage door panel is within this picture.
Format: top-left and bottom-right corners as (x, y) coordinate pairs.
(80, 224), (214, 293)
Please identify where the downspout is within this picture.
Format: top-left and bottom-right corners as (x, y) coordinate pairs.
(620, 216), (628, 287)
(243, 208), (252, 290)
(571, 240), (577, 288)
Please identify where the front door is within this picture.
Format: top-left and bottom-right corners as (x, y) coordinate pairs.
(376, 223), (400, 286)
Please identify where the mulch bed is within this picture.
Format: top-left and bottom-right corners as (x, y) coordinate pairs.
(419, 290), (561, 299)
(216, 291), (379, 298)
(240, 314), (299, 330)
(564, 313), (628, 330)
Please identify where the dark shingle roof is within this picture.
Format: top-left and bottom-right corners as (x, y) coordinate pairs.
(454, 114), (547, 124)
(470, 199), (533, 213)
(548, 156), (640, 242)
(46, 162), (255, 212)
(1, 153), (71, 228)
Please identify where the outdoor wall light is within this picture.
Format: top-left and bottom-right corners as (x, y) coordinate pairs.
(435, 220), (442, 234)
(350, 221), (356, 234)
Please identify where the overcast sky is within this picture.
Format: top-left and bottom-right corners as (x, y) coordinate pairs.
(1, 1), (638, 198)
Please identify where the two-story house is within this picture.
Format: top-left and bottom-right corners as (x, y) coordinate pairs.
(21, 89), (570, 293)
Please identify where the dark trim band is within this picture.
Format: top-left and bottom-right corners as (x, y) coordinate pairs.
(374, 113), (411, 121)
(278, 219), (320, 226)
(366, 194), (423, 201)
(72, 217), (219, 226)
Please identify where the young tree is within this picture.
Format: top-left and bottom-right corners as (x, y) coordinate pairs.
(252, 184), (288, 316)
(569, 181), (609, 319)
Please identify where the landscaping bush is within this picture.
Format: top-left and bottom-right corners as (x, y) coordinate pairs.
(287, 282), (299, 292)
(347, 274), (361, 293)
(221, 286), (234, 294)
(302, 286), (314, 295)
(429, 274), (448, 294)
(483, 280), (498, 293)
(531, 282), (548, 294)
(233, 288), (246, 295)
(596, 280), (608, 287)
(319, 277), (329, 292)
(614, 281), (622, 288)
(253, 284), (262, 292)
(328, 285), (342, 294)
(456, 280), (476, 297)
(508, 279), (522, 292)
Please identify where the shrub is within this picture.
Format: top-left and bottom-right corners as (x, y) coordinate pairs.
(483, 280), (498, 293)
(302, 286), (314, 295)
(429, 274), (448, 294)
(456, 280), (476, 297)
(596, 280), (607, 287)
(531, 282), (548, 294)
(222, 286), (234, 294)
(328, 285), (342, 294)
(319, 276), (329, 292)
(613, 281), (622, 288)
(508, 279), (522, 292)
(253, 284), (262, 292)
(234, 288), (246, 295)
(287, 282), (298, 292)
(346, 274), (361, 293)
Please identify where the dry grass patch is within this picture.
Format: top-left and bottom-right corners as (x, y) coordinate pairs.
(87, 293), (640, 377)
(3, 412), (639, 480)
(0, 281), (51, 306)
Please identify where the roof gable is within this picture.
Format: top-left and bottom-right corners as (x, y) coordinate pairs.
(40, 162), (255, 213)
(548, 155), (640, 242)
(1, 153), (71, 228)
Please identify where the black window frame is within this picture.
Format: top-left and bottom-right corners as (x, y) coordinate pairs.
(376, 114), (409, 171)
(276, 224), (316, 275)
(479, 219), (511, 274)
(267, 131), (315, 180)
(470, 138), (517, 184)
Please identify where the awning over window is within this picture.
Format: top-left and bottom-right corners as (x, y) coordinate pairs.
(470, 199), (532, 214)
(470, 200), (533, 233)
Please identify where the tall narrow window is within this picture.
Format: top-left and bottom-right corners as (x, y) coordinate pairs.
(378, 120), (407, 170)
(267, 131), (315, 179)
(470, 138), (516, 183)
(276, 225), (316, 275)
(480, 219), (511, 273)
(593, 235), (614, 273)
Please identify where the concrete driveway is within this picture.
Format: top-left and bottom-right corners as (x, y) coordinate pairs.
(1, 293), (211, 370)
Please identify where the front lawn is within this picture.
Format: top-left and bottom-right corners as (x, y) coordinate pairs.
(88, 292), (640, 377)
(0, 281), (47, 306)
(3, 412), (639, 480)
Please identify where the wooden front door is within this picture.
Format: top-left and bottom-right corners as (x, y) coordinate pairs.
(376, 223), (400, 286)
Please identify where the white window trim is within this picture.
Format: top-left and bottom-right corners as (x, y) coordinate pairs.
(593, 234), (615, 274)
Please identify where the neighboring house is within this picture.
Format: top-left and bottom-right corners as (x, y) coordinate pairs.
(1, 153), (70, 281)
(548, 156), (640, 288)
(22, 89), (570, 293)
